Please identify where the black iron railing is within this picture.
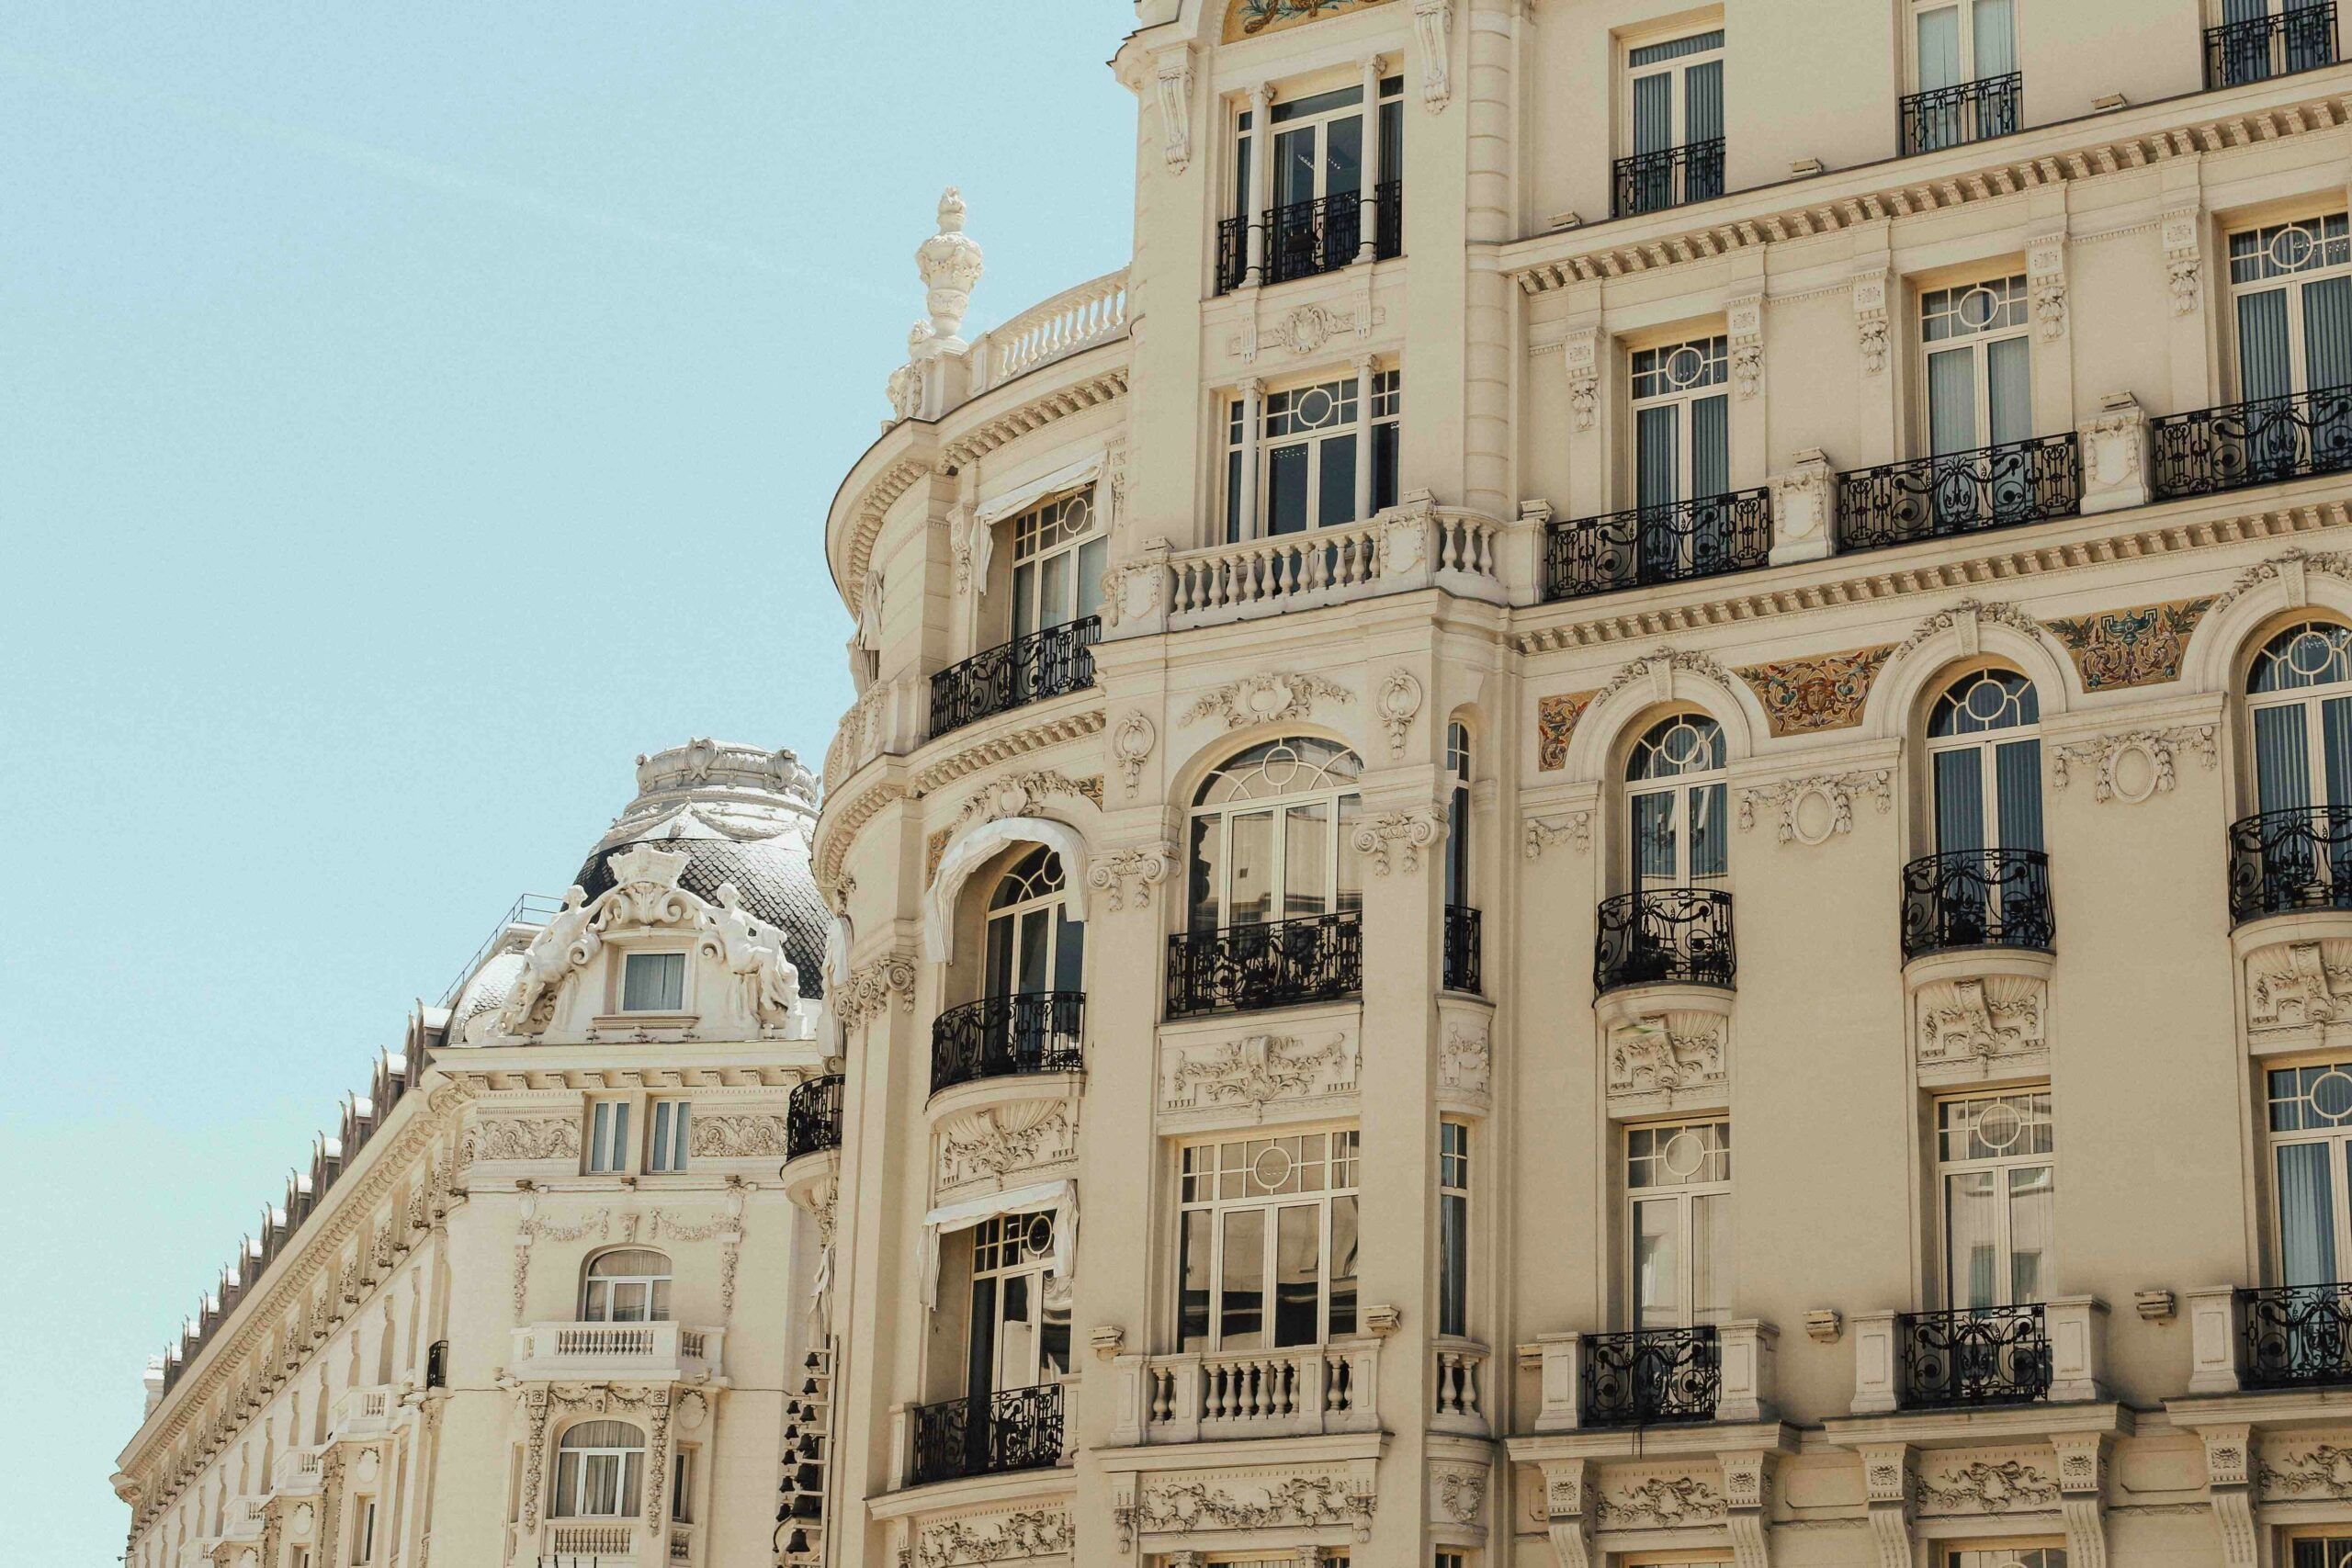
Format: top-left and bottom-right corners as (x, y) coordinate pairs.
(1580, 1326), (1722, 1427)
(2152, 384), (2352, 502)
(1216, 212), (1249, 295)
(928, 616), (1100, 739)
(786, 1074), (843, 1162)
(908, 1383), (1064, 1487)
(1443, 904), (1483, 995)
(2243, 1282), (2352, 1388)
(1594, 888), (1736, 995)
(2229, 807), (2352, 925)
(1900, 850), (2054, 961)
(2207, 2), (2338, 88)
(1900, 72), (2022, 156)
(1898, 1304), (2052, 1408)
(1214, 180), (1401, 297)
(1612, 139), (1725, 218)
(425, 1339), (449, 1390)
(1545, 490), (1773, 601)
(1837, 434), (2081, 553)
(1167, 910), (1363, 1019)
(1374, 177), (1402, 263)
(930, 992), (1086, 1096)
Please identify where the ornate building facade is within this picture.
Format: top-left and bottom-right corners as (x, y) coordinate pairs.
(811, 2), (2352, 1567)
(113, 742), (842, 1568)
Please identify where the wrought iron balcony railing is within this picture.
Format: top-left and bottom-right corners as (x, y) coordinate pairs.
(907, 1382), (1064, 1487)
(2207, 2), (2338, 89)
(1900, 849), (2054, 961)
(2242, 1282), (2352, 1389)
(930, 992), (1085, 1096)
(785, 1074), (843, 1163)
(1167, 910), (1363, 1019)
(928, 615), (1100, 739)
(1216, 181), (1403, 295)
(1443, 904), (1483, 995)
(2152, 384), (2352, 502)
(2228, 807), (2352, 925)
(1836, 434), (2081, 553)
(1594, 888), (1736, 995)
(1544, 489), (1772, 601)
(1898, 1303), (2052, 1408)
(1580, 1326), (1722, 1427)
(1900, 72), (2022, 156)
(1612, 139), (1725, 218)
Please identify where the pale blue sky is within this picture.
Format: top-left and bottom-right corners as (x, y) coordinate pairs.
(0, 6), (1134, 1556)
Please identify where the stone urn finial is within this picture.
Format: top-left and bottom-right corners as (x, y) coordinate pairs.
(915, 186), (985, 351)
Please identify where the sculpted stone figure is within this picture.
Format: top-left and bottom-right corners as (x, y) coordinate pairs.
(711, 881), (802, 1027)
(500, 886), (598, 1033)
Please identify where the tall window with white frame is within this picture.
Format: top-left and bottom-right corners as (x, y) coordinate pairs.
(1005, 491), (1104, 647)
(1226, 369), (1401, 541)
(1621, 27), (1724, 215)
(1178, 1130), (1361, 1350)
(1439, 1121), (1470, 1337)
(1938, 1089), (2054, 1310)
(1627, 1118), (1733, 1329)
(581, 1248), (672, 1324)
(1443, 723), (1478, 994)
(2244, 622), (2352, 914)
(1917, 670), (2048, 953)
(1946, 1550), (2064, 1568)
(647, 1098), (690, 1175)
(1627, 714), (1728, 897)
(2212, 0), (2341, 88)
(1185, 739), (1364, 932)
(963, 1213), (1070, 1407)
(2230, 212), (2352, 448)
(586, 1100), (630, 1175)
(1923, 275), (2033, 465)
(1224, 75), (1404, 291)
(1906, 0), (2018, 152)
(1628, 336), (1732, 574)
(551, 1420), (645, 1519)
(2265, 1061), (2352, 1294)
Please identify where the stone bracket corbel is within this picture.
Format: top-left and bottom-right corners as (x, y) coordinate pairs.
(2199, 1423), (2260, 1568)
(2052, 1430), (2111, 1568)
(1537, 1455), (1597, 1568)
(1860, 1442), (1914, 1568)
(1721, 1449), (1778, 1568)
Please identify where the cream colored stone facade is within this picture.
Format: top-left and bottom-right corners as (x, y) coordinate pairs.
(114, 743), (841, 1568)
(811, 3), (2352, 1567)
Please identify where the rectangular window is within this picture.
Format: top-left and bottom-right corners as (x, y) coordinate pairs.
(1440, 1121), (1470, 1337)
(1626, 1119), (1733, 1326)
(1631, 336), (1731, 522)
(2267, 1061), (2352, 1285)
(620, 951), (685, 1013)
(1948, 1550), (2064, 1568)
(1178, 1130), (1361, 1350)
(1006, 491), (1104, 642)
(1922, 276), (2032, 456)
(353, 1499), (376, 1564)
(2291, 1534), (2352, 1568)
(587, 1100), (631, 1175)
(1622, 27), (1725, 212)
(2230, 213), (2352, 402)
(1938, 1089), (2055, 1307)
(1227, 369), (1402, 540)
(966, 1213), (1070, 1399)
(648, 1100), (691, 1174)
(670, 1449), (693, 1523)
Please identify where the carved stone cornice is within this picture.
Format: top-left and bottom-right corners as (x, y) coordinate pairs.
(905, 706), (1107, 797)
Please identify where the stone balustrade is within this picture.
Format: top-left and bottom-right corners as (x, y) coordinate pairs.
(976, 269), (1129, 390)
(1430, 1336), (1492, 1435)
(271, 1445), (324, 1495)
(506, 1321), (725, 1384)
(1109, 1338), (1383, 1445)
(330, 1383), (395, 1441)
(548, 1520), (636, 1557)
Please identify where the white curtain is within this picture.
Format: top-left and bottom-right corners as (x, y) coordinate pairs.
(923, 816), (1091, 964)
(918, 1179), (1077, 1308)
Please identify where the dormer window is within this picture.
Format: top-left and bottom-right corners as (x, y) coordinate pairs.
(620, 951), (685, 1013)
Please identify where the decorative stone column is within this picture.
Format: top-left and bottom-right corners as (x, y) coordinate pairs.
(1244, 84), (1273, 286)
(1236, 377), (1265, 540)
(1355, 55), (1385, 265)
(1353, 353), (1378, 523)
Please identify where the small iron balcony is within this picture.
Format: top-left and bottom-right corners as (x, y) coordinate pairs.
(1900, 849), (2054, 962)
(785, 1074), (843, 1162)
(1215, 180), (1402, 295)
(930, 992), (1085, 1096)
(1897, 1303), (2052, 1409)
(2228, 807), (2352, 925)
(1579, 1326), (1722, 1427)
(1836, 434), (2080, 553)
(1167, 910), (1363, 1019)
(908, 1382), (1064, 1487)
(927, 616), (1099, 740)
(2206, 2), (2338, 89)
(1594, 888), (1736, 996)
(1544, 490), (1772, 602)
(2242, 1282), (2352, 1389)
(1612, 139), (1724, 219)
(1442, 904), (1483, 996)
(1900, 72), (2021, 156)
(2152, 384), (2352, 502)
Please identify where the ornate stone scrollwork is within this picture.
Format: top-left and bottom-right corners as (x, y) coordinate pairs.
(1165, 1032), (1355, 1120)
(1182, 671), (1353, 729)
(1736, 770), (1893, 845)
(1113, 711), (1156, 796)
(1412, 0), (1454, 111)
(837, 951), (917, 1032)
(2165, 206), (2204, 315)
(916, 1506), (1076, 1568)
(935, 1101), (1078, 1193)
(1150, 44), (1194, 173)
(2050, 725), (2217, 803)
(1377, 670), (1423, 758)
(1523, 812), (1592, 857)
(1916, 974), (2047, 1081)
(1351, 807), (1445, 874)
(1088, 840), (1173, 912)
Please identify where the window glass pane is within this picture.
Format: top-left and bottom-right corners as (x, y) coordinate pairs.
(1179, 1211), (1212, 1350)
(1015, 907), (1051, 994)
(1995, 739), (2044, 852)
(1928, 347), (1980, 454)
(1917, 6), (1962, 88)
(1986, 335), (2032, 446)
(650, 1277), (670, 1322)
(1632, 71), (1674, 153)
(1270, 85), (1363, 122)
(2241, 288), (2295, 402)
(2308, 275), (2352, 392)
(1076, 536), (1106, 622)
(1628, 29), (1724, 67)
(1690, 394), (1729, 497)
(1274, 125), (1317, 207)
(1188, 816), (1225, 931)
(1284, 802), (1329, 919)
(1635, 403), (1680, 509)
(1683, 59), (1724, 144)
(1220, 1209), (1266, 1348)
(1037, 551), (1070, 629)
(1012, 559), (1035, 642)
(1335, 795), (1363, 913)
(1690, 781), (1728, 881)
(622, 952), (684, 1012)
(2279, 1141), (2341, 1286)
(1226, 447), (1244, 544)
(2007, 1163), (2053, 1303)
(1634, 789), (1679, 886)
(1052, 908), (1084, 993)
(1273, 1204), (1322, 1347)
(1318, 432), (1357, 526)
(1325, 113), (1363, 195)
(1000, 1273), (1035, 1389)
(1972, 0), (2016, 74)
(1634, 1199), (1679, 1326)
(1946, 1170), (2002, 1307)
(2328, 696), (2352, 810)
(1694, 1190), (1732, 1323)
(1267, 443), (1310, 536)
(1229, 811), (1275, 924)
(1328, 1193), (1360, 1337)
(967, 1275), (997, 1402)
(1934, 749), (1988, 854)
(1373, 419), (1399, 512)
(2256, 701), (2317, 814)
(1440, 1191), (1467, 1337)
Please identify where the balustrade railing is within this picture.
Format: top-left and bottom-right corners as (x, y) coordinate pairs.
(1612, 139), (1725, 218)
(1442, 904), (1483, 995)
(1133, 1341), (1382, 1441)
(1836, 434), (2080, 552)
(2242, 1282), (2352, 1388)
(1545, 490), (1771, 601)
(1900, 849), (2054, 960)
(1594, 888), (1736, 995)
(1431, 1338), (1489, 1431)
(928, 616), (1099, 739)
(2229, 807), (2352, 924)
(1898, 1304), (2052, 1408)
(908, 1382), (1063, 1486)
(1167, 911), (1363, 1019)
(548, 1522), (636, 1557)
(1900, 72), (2021, 156)
(2153, 384), (2352, 502)
(2207, 1), (2338, 88)
(930, 992), (1085, 1095)
(1170, 523), (1383, 621)
(786, 1075), (844, 1162)
(981, 270), (1128, 388)
(1579, 1326), (1722, 1427)
(509, 1321), (723, 1378)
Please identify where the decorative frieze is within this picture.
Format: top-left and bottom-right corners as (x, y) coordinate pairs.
(1917, 1451), (2060, 1515)
(1916, 974), (2049, 1085)
(1535, 692), (1599, 772)
(915, 1504), (1075, 1567)
(2050, 725), (2217, 803)
(935, 1100), (1078, 1195)
(1736, 646), (1894, 737)
(1159, 1029), (1359, 1127)
(1523, 812), (1592, 856)
(686, 1112), (788, 1160)
(1595, 1470), (1724, 1529)
(2245, 937), (2352, 1048)
(1606, 1010), (1728, 1115)
(1114, 1466), (1374, 1548)
(2043, 597), (2215, 691)
(1182, 671), (1353, 729)
(468, 1116), (581, 1166)
(1736, 770), (1892, 845)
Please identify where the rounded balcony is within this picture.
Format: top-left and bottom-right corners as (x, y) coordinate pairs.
(1899, 849), (2054, 967)
(1592, 888), (1736, 1001)
(780, 1073), (843, 1210)
(929, 992), (1085, 1098)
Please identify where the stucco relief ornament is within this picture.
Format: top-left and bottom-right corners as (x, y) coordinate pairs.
(1182, 671), (1353, 728)
(1413, 0), (1455, 110)
(1610, 1016), (1724, 1093)
(1597, 1474), (1724, 1528)
(1125, 1474), (1373, 1539)
(2050, 726), (2217, 804)
(1440, 1021), (1491, 1097)
(1353, 807), (1444, 874)
(914, 187), (984, 349)
(1113, 711), (1157, 796)
(1855, 273), (1891, 375)
(1151, 44), (1195, 172)
(1736, 770), (1893, 846)
(2260, 1443), (2352, 1498)
(710, 881), (803, 1024)
(2165, 207), (2204, 315)
(686, 1113), (789, 1160)
(1919, 1458), (2058, 1513)
(1900, 596), (2046, 657)
(498, 886), (598, 1034)
(837, 951), (917, 1032)
(1172, 1032), (1351, 1112)
(918, 1506), (1076, 1568)
(472, 1117), (581, 1164)
(1376, 670), (1423, 758)
(1087, 841), (1173, 911)
(938, 1102), (1075, 1183)
(1919, 976), (2044, 1063)
(1524, 812), (1592, 858)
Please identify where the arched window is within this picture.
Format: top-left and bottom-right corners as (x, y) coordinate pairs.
(1444, 723), (1473, 908)
(986, 848), (1084, 1000)
(1927, 669), (2043, 854)
(1187, 739), (1364, 931)
(552, 1421), (644, 1518)
(965, 1213), (1069, 1404)
(2249, 621), (2352, 816)
(581, 1249), (672, 1325)
(1625, 714), (1727, 893)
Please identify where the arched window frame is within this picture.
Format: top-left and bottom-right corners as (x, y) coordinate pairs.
(2246, 619), (2352, 817)
(580, 1248), (673, 1325)
(984, 847), (1085, 1001)
(551, 1419), (646, 1519)
(1924, 666), (2044, 855)
(1622, 711), (1730, 895)
(1185, 738), (1366, 931)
